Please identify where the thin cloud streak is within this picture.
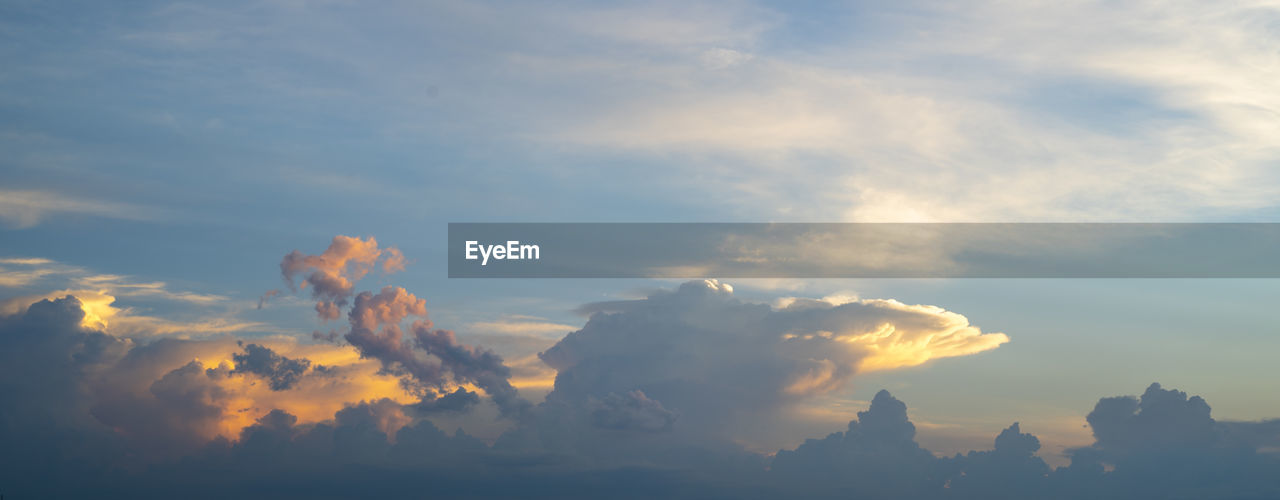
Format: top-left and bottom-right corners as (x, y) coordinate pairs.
(0, 189), (159, 228)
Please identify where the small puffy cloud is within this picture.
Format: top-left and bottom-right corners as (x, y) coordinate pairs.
(257, 289), (280, 309)
(348, 286), (427, 331)
(279, 235), (405, 321)
(228, 343), (313, 391)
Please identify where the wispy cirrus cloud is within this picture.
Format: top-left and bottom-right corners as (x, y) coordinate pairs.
(468, 314), (577, 337)
(0, 189), (158, 228)
(0, 256), (229, 304)
(0, 256), (258, 337)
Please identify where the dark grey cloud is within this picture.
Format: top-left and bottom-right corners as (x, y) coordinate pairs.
(90, 349), (234, 458)
(1049, 383), (1280, 499)
(938, 423), (1051, 499)
(771, 390), (940, 498)
(0, 296), (133, 496)
(413, 387), (481, 414)
(414, 325), (530, 419)
(228, 342), (312, 391)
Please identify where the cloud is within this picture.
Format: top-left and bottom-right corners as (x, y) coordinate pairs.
(0, 263), (59, 287)
(538, 279), (1006, 441)
(340, 285), (530, 418)
(279, 235), (405, 320)
(515, 1), (1280, 222)
(74, 274), (230, 304)
(414, 387), (481, 414)
(227, 342), (313, 391)
(272, 237), (531, 419)
(0, 189), (157, 228)
(939, 423), (1052, 498)
(8, 0), (1277, 228)
(3, 291), (1280, 498)
(5, 288), (266, 337)
(257, 288), (280, 309)
(468, 315), (578, 337)
(587, 390), (678, 432)
(0, 257), (55, 265)
(0, 257), (254, 338)
(771, 390), (939, 497)
(0, 256), (226, 302)
(348, 285), (427, 331)
(0, 243), (1271, 498)
(0, 294), (422, 459)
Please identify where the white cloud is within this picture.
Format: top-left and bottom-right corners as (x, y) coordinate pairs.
(540, 280), (1007, 443)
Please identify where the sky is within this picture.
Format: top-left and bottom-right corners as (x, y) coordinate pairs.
(3, 1), (1280, 498)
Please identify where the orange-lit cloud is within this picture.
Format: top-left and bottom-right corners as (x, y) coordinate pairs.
(87, 333), (425, 445)
(781, 298), (1009, 374)
(279, 235), (406, 321)
(202, 340), (422, 440)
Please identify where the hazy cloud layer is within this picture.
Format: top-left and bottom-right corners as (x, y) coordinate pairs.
(6, 1), (1277, 226)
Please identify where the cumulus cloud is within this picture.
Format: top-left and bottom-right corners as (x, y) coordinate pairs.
(274, 237), (531, 419)
(770, 386), (1280, 500)
(0, 295), (131, 430)
(0, 248), (1270, 499)
(0, 294), (424, 459)
(279, 235), (405, 321)
(539, 279), (1007, 440)
(341, 286), (529, 418)
(3, 291), (1280, 498)
(771, 390), (939, 497)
